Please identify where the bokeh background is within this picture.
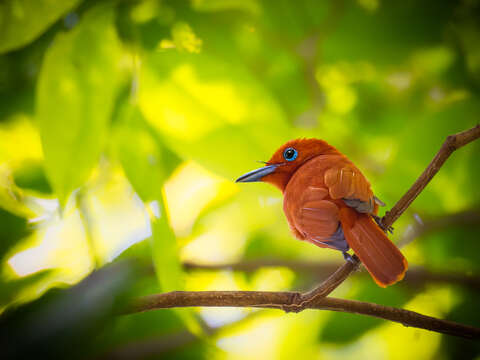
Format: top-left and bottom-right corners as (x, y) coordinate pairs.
(1, 0), (480, 359)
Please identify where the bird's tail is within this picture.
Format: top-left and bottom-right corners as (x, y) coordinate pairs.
(339, 207), (408, 287)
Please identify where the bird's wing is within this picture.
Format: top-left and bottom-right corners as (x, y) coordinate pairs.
(287, 185), (347, 251)
(324, 165), (380, 214)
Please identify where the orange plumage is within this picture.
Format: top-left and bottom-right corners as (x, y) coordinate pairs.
(236, 138), (408, 287)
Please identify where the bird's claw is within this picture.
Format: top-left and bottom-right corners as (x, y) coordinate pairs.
(343, 252), (355, 263)
(372, 215), (394, 234)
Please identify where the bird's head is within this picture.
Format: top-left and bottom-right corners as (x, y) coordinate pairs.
(236, 138), (337, 191)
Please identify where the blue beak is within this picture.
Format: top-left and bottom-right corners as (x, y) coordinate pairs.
(235, 164), (278, 183)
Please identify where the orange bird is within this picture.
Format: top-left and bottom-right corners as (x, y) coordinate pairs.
(236, 138), (408, 287)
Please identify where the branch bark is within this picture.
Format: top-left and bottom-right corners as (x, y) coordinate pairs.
(126, 125), (480, 339)
(124, 291), (480, 339)
(382, 124), (480, 227)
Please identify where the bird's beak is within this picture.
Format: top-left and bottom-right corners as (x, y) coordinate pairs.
(235, 164), (278, 183)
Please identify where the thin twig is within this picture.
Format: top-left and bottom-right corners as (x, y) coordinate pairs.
(126, 125), (480, 339)
(123, 291), (480, 340)
(382, 124), (480, 227)
(286, 255), (360, 310)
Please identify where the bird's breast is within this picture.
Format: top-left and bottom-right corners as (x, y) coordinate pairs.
(282, 155), (347, 240)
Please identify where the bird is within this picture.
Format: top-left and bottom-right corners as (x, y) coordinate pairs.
(236, 138), (408, 287)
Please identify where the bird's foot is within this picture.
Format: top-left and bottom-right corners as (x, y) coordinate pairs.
(372, 215), (394, 234)
(342, 252), (355, 263)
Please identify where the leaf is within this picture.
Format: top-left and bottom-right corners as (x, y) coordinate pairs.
(0, 164), (35, 218)
(114, 101), (202, 335)
(114, 100), (185, 291)
(150, 195), (204, 335)
(37, 3), (121, 206)
(139, 51), (290, 179)
(114, 101), (180, 202)
(0, 0), (83, 54)
(150, 196), (184, 292)
(0, 207), (30, 261)
(13, 162), (52, 194)
(0, 269), (53, 307)
(0, 262), (133, 359)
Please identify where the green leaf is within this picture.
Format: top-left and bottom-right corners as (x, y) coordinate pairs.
(0, 208), (30, 261)
(0, 269), (53, 307)
(114, 101), (180, 202)
(0, 0), (83, 54)
(13, 162), (52, 194)
(37, 4), (121, 206)
(150, 196), (184, 292)
(139, 51), (290, 179)
(151, 195), (204, 335)
(114, 101), (202, 335)
(0, 165), (35, 218)
(114, 99), (185, 291)
(0, 262), (133, 359)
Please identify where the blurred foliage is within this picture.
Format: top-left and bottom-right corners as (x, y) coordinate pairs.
(320, 281), (412, 344)
(0, 0), (479, 359)
(37, 2), (122, 206)
(0, 0), (82, 54)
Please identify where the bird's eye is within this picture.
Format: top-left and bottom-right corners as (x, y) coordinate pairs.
(283, 147), (298, 162)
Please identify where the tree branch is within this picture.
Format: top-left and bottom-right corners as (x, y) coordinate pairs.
(382, 124), (480, 227)
(123, 291), (480, 339)
(125, 125), (480, 339)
